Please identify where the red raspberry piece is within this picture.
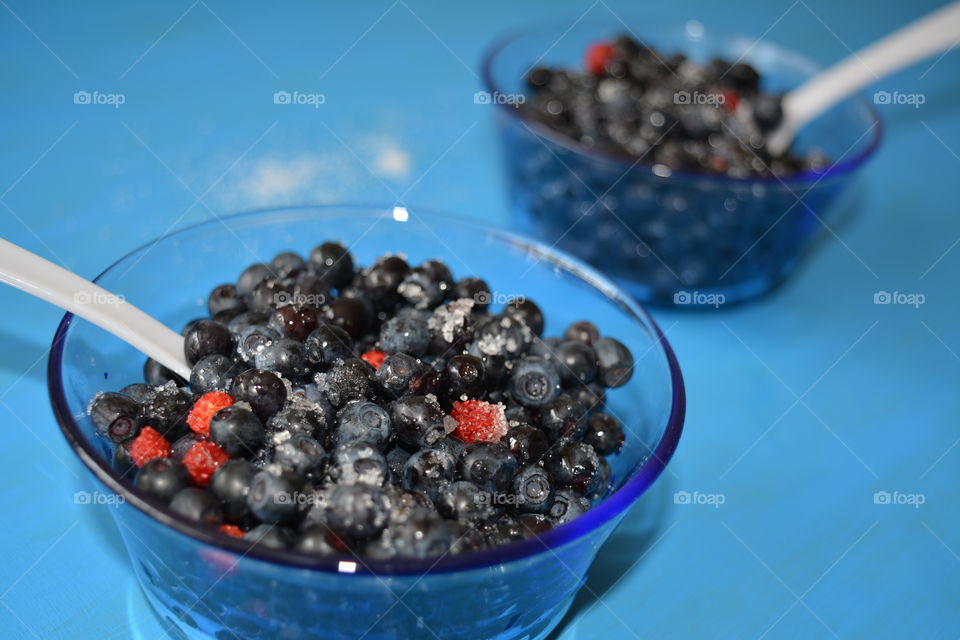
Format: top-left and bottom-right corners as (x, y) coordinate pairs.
(130, 426), (170, 467)
(219, 524), (245, 539)
(187, 391), (234, 438)
(450, 400), (508, 444)
(717, 88), (739, 114)
(585, 41), (614, 75)
(361, 350), (387, 370)
(182, 441), (229, 486)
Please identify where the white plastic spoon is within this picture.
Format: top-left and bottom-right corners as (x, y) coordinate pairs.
(0, 238), (191, 379)
(767, 0), (960, 156)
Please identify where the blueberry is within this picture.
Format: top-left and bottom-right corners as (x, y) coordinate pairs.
(390, 395), (447, 449)
(210, 406), (266, 457)
(552, 340), (598, 386)
(269, 305), (318, 342)
(254, 338), (309, 382)
(584, 413), (625, 455)
(245, 524), (295, 550)
(385, 447), (410, 484)
(517, 513), (553, 538)
(189, 354), (242, 394)
(184, 320), (233, 366)
(227, 310), (271, 334)
(135, 458), (191, 502)
(250, 278), (295, 313)
(548, 489), (591, 525)
(237, 263), (272, 297)
(144, 357), (187, 387)
(170, 433), (202, 460)
(270, 251), (306, 278)
(402, 448), (457, 502)
(210, 459), (256, 521)
(140, 386), (194, 440)
(512, 465), (554, 514)
(363, 255), (410, 306)
(545, 441), (600, 494)
(594, 337), (634, 388)
(471, 314), (533, 359)
(319, 358), (376, 408)
(170, 487), (223, 526)
(273, 433), (325, 476)
(388, 511), (452, 558)
(119, 383), (156, 404)
(427, 298), (476, 348)
(246, 471), (303, 524)
(233, 369), (287, 421)
(398, 265), (448, 309)
(503, 298), (544, 336)
(335, 401), (391, 447)
(236, 324), (280, 364)
(379, 316), (430, 356)
(451, 278), (491, 311)
(376, 353), (424, 398)
(89, 392), (140, 441)
(540, 395), (588, 441)
(460, 443), (517, 493)
(588, 456), (612, 501)
(208, 284), (246, 317)
(331, 441), (388, 486)
(436, 481), (496, 522)
(563, 321), (600, 345)
(504, 424), (549, 466)
(309, 242), (354, 290)
(268, 404), (332, 446)
(509, 356), (561, 408)
(441, 354), (485, 399)
(325, 297), (372, 339)
(304, 324), (354, 368)
(326, 483), (390, 539)
(295, 527), (337, 555)
(572, 382), (606, 413)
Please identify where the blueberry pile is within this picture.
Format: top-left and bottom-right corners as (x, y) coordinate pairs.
(521, 35), (829, 177)
(88, 244), (633, 560)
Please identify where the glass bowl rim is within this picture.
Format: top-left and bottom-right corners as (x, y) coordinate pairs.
(47, 204), (686, 576)
(480, 17), (884, 185)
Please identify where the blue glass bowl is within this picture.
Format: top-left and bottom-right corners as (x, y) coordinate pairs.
(482, 19), (882, 305)
(48, 206), (685, 640)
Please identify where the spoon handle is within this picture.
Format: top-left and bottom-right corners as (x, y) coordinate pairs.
(768, 1), (960, 155)
(0, 238), (190, 379)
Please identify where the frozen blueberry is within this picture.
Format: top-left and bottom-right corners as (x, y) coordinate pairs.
(503, 298), (544, 336)
(594, 337), (634, 388)
(331, 441), (388, 486)
(548, 489), (591, 525)
(189, 354), (242, 394)
(584, 412), (625, 455)
(254, 338), (309, 382)
(319, 358), (376, 408)
(379, 316), (430, 356)
(539, 395), (588, 441)
(237, 263), (273, 297)
(304, 324), (354, 368)
(552, 340), (598, 386)
(509, 356), (561, 408)
(208, 284), (246, 317)
(310, 241), (354, 289)
(390, 395), (447, 449)
(460, 443), (517, 494)
(184, 320), (233, 366)
(545, 441), (601, 495)
(376, 353), (424, 398)
(246, 471), (303, 525)
(326, 483), (390, 539)
(513, 465), (554, 514)
(170, 487), (223, 526)
(436, 480), (496, 522)
(335, 401), (391, 448)
(402, 448), (457, 502)
(504, 424), (549, 466)
(136, 458), (191, 502)
(210, 406), (265, 457)
(210, 459), (256, 521)
(245, 524), (295, 550)
(89, 392), (140, 441)
(233, 369), (287, 421)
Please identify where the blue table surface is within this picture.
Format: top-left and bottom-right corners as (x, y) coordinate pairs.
(1, 1), (958, 638)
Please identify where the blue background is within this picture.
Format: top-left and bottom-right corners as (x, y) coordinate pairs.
(0, 1), (957, 638)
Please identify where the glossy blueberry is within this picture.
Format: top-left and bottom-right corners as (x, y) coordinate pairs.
(319, 358), (376, 408)
(325, 296), (372, 339)
(509, 356), (561, 408)
(388, 511), (452, 558)
(227, 310), (270, 334)
(295, 527), (337, 555)
(208, 283), (246, 317)
(270, 251), (306, 278)
(326, 483), (390, 539)
(379, 316), (430, 356)
(451, 277), (491, 312)
(268, 405), (331, 445)
(517, 513), (553, 538)
(563, 320), (600, 345)
(402, 448), (457, 502)
(183, 320), (233, 366)
(170, 487), (223, 526)
(390, 395), (447, 449)
(594, 337), (634, 388)
(254, 338), (309, 382)
(504, 424), (550, 466)
(189, 354), (242, 394)
(309, 241), (354, 289)
(512, 465), (554, 514)
(273, 433), (326, 476)
(210, 459), (256, 521)
(89, 392), (140, 441)
(119, 383), (156, 404)
(269, 305), (318, 342)
(460, 443), (517, 493)
(588, 456), (612, 501)
(135, 458), (191, 502)
(540, 395), (588, 441)
(363, 255), (410, 306)
(250, 277), (295, 313)
(236, 263), (272, 296)
(233, 369), (287, 421)
(442, 354), (485, 399)
(140, 385), (194, 439)
(236, 324), (280, 365)
(144, 357), (187, 387)
(546, 441), (601, 495)
(398, 265), (448, 309)
(548, 489), (591, 525)
(246, 471), (302, 524)
(471, 314), (533, 359)
(584, 412), (625, 455)
(331, 441), (388, 486)
(376, 353), (424, 398)
(245, 524), (295, 550)
(503, 298), (544, 336)
(553, 340), (598, 386)
(436, 480), (496, 522)
(335, 401), (391, 447)
(170, 433), (202, 460)
(304, 324), (353, 368)
(210, 406), (265, 457)
(572, 382), (606, 413)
